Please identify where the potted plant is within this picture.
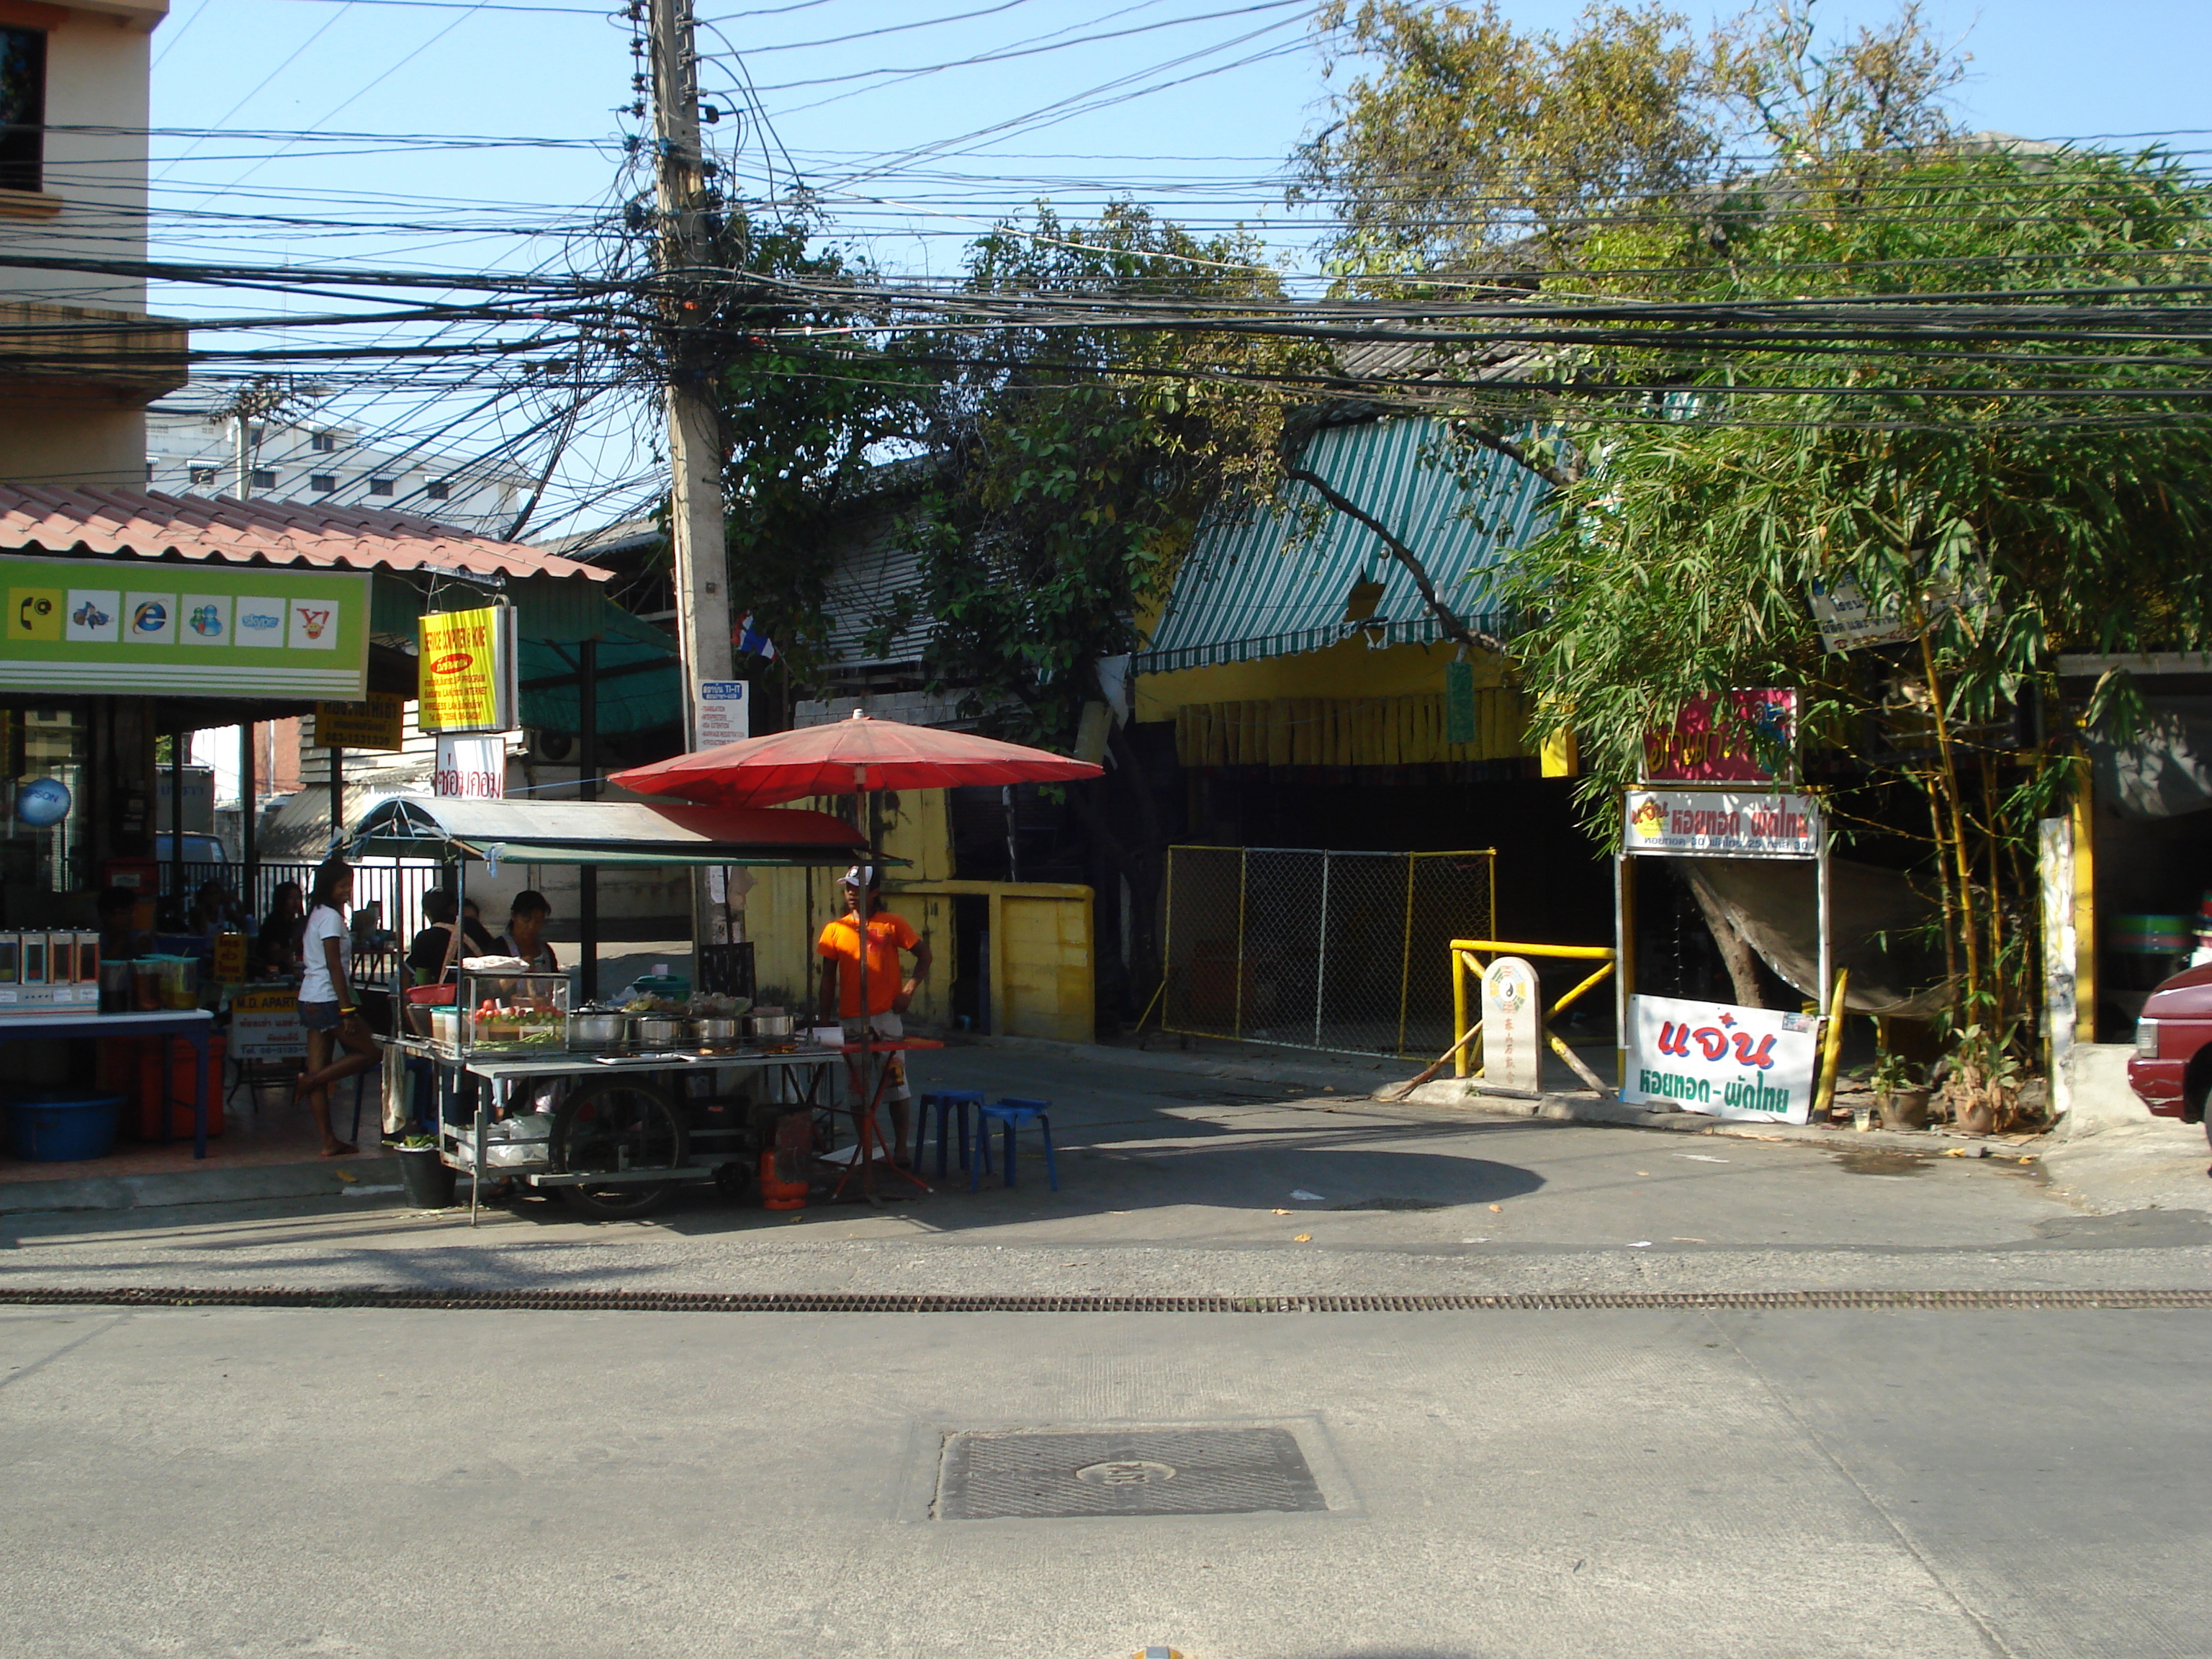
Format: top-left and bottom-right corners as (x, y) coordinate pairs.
(395, 1133), (456, 1209)
(1871, 1048), (1931, 1130)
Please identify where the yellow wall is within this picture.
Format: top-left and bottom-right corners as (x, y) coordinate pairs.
(1135, 637), (1510, 719)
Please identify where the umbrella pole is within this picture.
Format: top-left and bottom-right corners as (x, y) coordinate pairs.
(855, 797), (876, 1200)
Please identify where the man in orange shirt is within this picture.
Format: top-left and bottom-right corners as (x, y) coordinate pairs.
(817, 866), (933, 1166)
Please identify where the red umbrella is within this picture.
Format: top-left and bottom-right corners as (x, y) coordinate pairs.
(608, 711), (1102, 1200)
(608, 709), (1102, 808)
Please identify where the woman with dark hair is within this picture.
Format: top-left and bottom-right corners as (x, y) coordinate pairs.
(293, 858), (377, 1156)
(498, 890), (559, 973)
(408, 887), (462, 986)
(258, 879), (306, 977)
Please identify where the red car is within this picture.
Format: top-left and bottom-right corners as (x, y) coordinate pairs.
(2128, 963), (2212, 1142)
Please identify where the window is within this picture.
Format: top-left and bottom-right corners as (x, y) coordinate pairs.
(310, 431), (336, 452)
(310, 473), (337, 493)
(368, 477), (394, 495)
(0, 27), (45, 194)
(426, 479), (450, 501)
(250, 468), (275, 490)
(189, 464), (219, 487)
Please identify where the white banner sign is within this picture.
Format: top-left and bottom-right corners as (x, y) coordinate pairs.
(230, 986), (307, 1060)
(433, 734), (506, 799)
(1624, 994), (1821, 1124)
(1624, 788), (1821, 859)
(696, 680), (750, 747)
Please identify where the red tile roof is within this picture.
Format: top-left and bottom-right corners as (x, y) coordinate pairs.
(0, 485), (610, 583)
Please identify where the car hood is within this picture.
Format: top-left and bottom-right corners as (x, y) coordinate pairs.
(2144, 961), (2212, 1018)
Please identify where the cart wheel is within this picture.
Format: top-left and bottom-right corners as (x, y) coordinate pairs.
(551, 1076), (688, 1220)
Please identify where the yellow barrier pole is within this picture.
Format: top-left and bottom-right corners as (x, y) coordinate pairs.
(1395, 855), (1418, 1056)
(1232, 846), (1248, 1041)
(1813, 968), (1851, 1120)
(1452, 947), (1473, 1078)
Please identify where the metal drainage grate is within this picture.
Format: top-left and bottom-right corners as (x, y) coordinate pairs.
(935, 1427), (1326, 1520)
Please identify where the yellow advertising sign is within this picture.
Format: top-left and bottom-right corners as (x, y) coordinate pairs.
(418, 606), (515, 733)
(313, 692), (405, 752)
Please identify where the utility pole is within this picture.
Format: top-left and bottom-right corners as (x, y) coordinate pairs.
(649, 0), (732, 747)
(649, 0), (734, 960)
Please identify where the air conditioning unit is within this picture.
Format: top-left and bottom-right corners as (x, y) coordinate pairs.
(524, 727), (577, 764)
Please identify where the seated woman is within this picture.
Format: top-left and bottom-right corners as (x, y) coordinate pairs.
(498, 890), (559, 973)
(258, 880), (306, 978)
(407, 888), (462, 986)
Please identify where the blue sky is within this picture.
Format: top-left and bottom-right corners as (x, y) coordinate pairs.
(140, 0), (2212, 534)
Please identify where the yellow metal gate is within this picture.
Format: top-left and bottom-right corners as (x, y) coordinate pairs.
(1162, 845), (1497, 1058)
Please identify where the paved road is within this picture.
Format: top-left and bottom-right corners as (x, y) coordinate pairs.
(4, 1048), (2208, 1296)
(3, 1049), (2206, 1657)
(1, 1300), (2204, 1658)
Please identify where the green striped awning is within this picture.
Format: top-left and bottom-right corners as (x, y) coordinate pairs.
(1137, 417), (1552, 674)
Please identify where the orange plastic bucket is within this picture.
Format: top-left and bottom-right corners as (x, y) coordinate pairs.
(759, 1149), (807, 1210)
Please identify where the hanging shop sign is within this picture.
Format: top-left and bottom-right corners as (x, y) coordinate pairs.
(1624, 994), (1821, 1124)
(1624, 788), (1821, 860)
(418, 605), (516, 733)
(0, 555), (368, 699)
(695, 680), (750, 747)
(1642, 689), (1797, 784)
(433, 734), (506, 799)
(312, 692), (405, 752)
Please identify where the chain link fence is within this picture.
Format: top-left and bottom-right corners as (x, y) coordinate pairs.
(1162, 846), (1496, 1058)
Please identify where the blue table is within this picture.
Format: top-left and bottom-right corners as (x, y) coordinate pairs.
(0, 1010), (216, 1159)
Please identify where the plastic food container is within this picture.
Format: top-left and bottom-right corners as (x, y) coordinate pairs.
(457, 967), (570, 1053)
(160, 956), (199, 1010)
(130, 959), (164, 1012)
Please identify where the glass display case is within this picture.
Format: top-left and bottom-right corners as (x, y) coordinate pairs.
(457, 967), (570, 1053)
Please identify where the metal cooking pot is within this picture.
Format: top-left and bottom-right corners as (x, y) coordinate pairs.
(630, 1015), (693, 1048)
(693, 1017), (742, 1048)
(747, 1011), (794, 1039)
(568, 1010), (626, 1050)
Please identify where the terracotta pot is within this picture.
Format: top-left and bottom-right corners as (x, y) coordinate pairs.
(1880, 1087), (1932, 1130)
(1956, 1098), (1996, 1136)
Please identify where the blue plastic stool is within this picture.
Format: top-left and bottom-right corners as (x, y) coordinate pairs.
(916, 1090), (984, 1179)
(975, 1097), (1056, 1192)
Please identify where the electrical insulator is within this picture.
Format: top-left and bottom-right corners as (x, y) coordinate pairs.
(701, 105), (721, 123)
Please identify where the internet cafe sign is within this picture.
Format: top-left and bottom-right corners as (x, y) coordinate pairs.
(0, 554), (368, 698)
(1624, 994), (1821, 1125)
(418, 604), (517, 733)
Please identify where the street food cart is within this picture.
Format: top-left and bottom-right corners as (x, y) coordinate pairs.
(349, 795), (869, 1222)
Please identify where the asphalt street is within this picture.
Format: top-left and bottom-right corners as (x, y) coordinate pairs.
(1, 1048), (2206, 1657)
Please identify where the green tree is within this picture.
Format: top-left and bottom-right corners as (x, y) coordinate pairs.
(1505, 145), (2212, 1123)
(878, 203), (1321, 1007)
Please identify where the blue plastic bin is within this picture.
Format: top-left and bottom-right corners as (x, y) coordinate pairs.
(7, 1091), (125, 1162)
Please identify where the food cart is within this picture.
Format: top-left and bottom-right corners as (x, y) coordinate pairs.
(349, 795), (870, 1223)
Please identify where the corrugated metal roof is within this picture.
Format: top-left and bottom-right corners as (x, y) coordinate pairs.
(1137, 417), (1550, 673)
(821, 500), (932, 665)
(0, 485), (610, 585)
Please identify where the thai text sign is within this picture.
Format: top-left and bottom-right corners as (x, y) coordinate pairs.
(230, 986), (307, 1059)
(1476, 955), (1542, 1095)
(1642, 689), (1796, 783)
(313, 692), (405, 752)
(1624, 994), (1820, 1124)
(0, 554), (367, 698)
(418, 606), (515, 732)
(1624, 788), (1821, 860)
(433, 734), (505, 799)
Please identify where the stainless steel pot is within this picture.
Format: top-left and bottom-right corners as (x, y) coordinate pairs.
(693, 1017), (742, 1049)
(629, 1015), (693, 1048)
(567, 1010), (626, 1050)
(747, 1011), (794, 1039)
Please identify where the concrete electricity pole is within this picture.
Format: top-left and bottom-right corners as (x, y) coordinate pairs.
(649, 0), (732, 746)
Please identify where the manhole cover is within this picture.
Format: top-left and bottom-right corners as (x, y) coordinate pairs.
(935, 1427), (1326, 1520)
